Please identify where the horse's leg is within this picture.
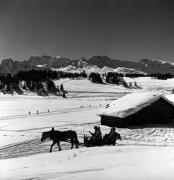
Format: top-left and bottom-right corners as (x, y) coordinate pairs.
(50, 142), (56, 152)
(57, 141), (61, 151)
(84, 135), (89, 147)
(74, 137), (79, 148)
(71, 139), (74, 149)
(75, 141), (79, 148)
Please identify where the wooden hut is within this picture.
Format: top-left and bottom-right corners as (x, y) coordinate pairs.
(99, 92), (174, 128)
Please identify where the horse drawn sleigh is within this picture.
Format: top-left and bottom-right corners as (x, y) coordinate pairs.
(41, 127), (121, 152)
(84, 127), (121, 147)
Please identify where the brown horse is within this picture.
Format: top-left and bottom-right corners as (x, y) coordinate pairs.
(41, 127), (79, 152)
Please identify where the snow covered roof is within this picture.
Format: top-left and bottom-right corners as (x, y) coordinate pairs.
(99, 92), (174, 118)
(163, 94), (174, 104)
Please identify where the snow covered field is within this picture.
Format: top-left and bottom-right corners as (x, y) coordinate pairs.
(124, 76), (174, 91)
(1, 77), (174, 179)
(1, 146), (174, 180)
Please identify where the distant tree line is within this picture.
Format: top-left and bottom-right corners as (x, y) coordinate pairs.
(125, 72), (174, 80)
(88, 72), (131, 88)
(0, 69), (173, 95)
(150, 73), (174, 80)
(14, 69), (87, 81)
(0, 69), (88, 95)
(89, 73), (103, 84)
(105, 72), (124, 84)
(124, 73), (146, 78)
(0, 74), (23, 94)
(0, 69), (86, 95)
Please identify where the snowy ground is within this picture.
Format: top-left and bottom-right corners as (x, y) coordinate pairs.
(1, 77), (174, 179)
(124, 76), (174, 92)
(1, 145), (174, 180)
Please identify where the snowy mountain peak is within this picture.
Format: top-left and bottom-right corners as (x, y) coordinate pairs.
(114, 67), (146, 75)
(0, 56), (174, 75)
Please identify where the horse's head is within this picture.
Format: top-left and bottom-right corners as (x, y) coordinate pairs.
(41, 132), (50, 142)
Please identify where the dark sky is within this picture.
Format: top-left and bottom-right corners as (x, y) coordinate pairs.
(0, 0), (174, 61)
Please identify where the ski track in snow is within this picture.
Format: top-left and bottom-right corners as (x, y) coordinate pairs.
(0, 119), (99, 159)
(1, 126), (174, 159)
(0, 102), (104, 159)
(0, 105), (104, 122)
(0, 138), (85, 159)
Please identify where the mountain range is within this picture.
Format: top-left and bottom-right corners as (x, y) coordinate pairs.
(0, 56), (174, 75)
